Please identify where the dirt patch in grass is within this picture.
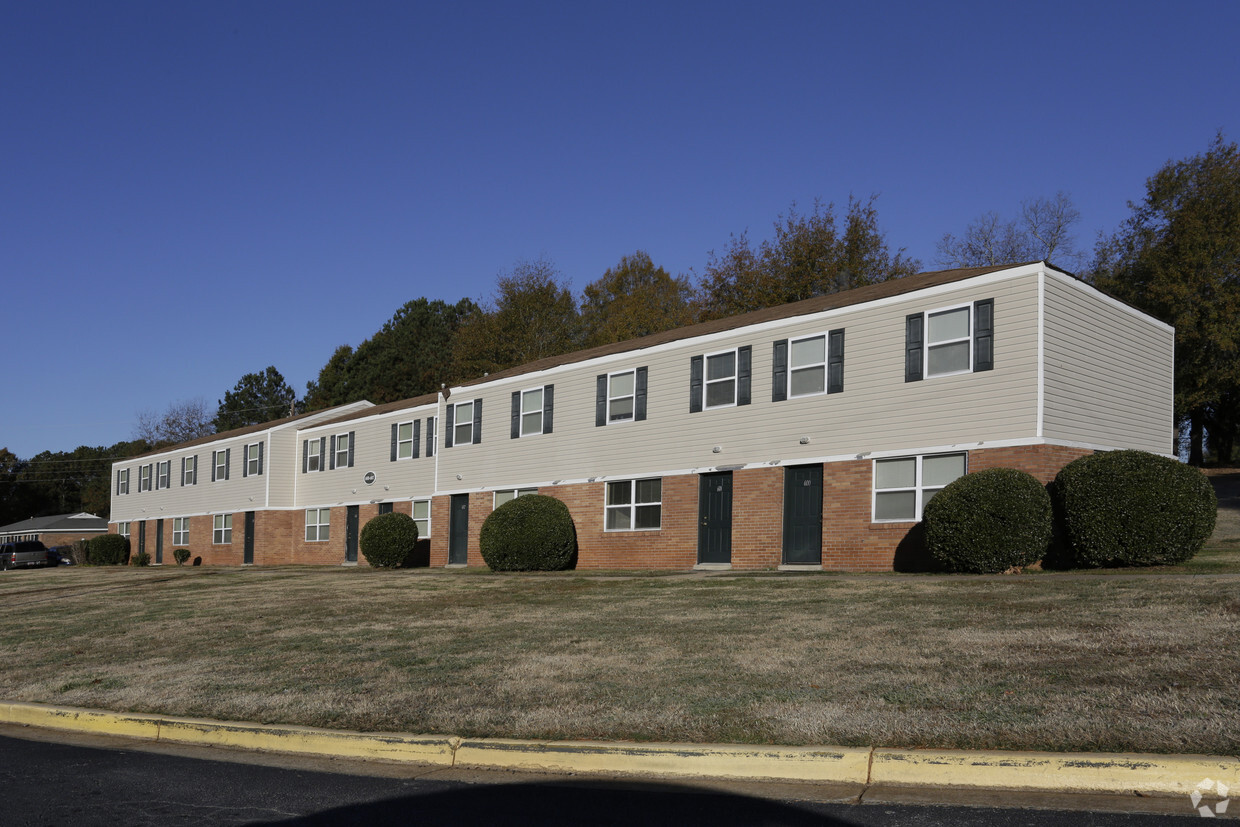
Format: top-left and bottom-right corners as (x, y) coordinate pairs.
(1207, 470), (1240, 543)
(2, 566), (1238, 755)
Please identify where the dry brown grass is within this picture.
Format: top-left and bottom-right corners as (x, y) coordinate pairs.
(1207, 471), (1240, 543)
(2, 563), (1238, 755)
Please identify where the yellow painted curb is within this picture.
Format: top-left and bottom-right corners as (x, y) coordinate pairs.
(872, 749), (1240, 795)
(1, 702), (161, 740)
(453, 738), (871, 783)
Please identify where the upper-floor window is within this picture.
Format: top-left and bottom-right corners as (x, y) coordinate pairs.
(906, 299), (994, 381)
(512, 386), (553, 438)
(243, 442), (263, 477)
(213, 513), (232, 544)
(689, 347), (751, 412)
(596, 368), (648, 426)
(181, 456), (197, 486)
(872, 452), (967, 522)
(329, 432), (354, 469)
(138, 464), (152, 492)
(116, 468), (129, 495)
(303, 437), (324, 473)
(605, 478), (662, 531)
(212, 449), (230, 482)
(446, 400), (481, 447)
(494, 488), (537, 509)
(773, 330), (845, 400)
(393, 421), (418, 460)
(155, 460), (170, 490)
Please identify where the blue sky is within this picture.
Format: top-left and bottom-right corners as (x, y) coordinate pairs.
(3, 1), (1238, 459)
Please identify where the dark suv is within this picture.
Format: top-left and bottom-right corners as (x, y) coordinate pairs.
(0, 541), (54, 570)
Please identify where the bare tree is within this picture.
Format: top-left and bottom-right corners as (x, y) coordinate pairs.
(937, 192), (1085, 270)
(134, 398), (215, 446)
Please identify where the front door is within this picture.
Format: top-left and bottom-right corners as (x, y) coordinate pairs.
(155, 519), (163, 564)
(783, 465), (823, 564)
(345, 506), (359, 563)
(137, 521), (146, 560)
(449, 494), (469, 565)
(244, 511), (255, 564)
(698, 472), (733, 564)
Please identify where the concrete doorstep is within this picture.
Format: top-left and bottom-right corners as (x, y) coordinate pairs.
(2, 700), (1237, 813)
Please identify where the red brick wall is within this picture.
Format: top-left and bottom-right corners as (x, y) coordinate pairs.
(35, 531), (106, 548)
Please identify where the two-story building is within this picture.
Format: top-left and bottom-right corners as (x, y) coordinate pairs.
(109, 261), (1174, 570)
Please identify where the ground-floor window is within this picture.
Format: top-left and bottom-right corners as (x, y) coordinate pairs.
(872, 452), (967, 522)
(493, 488), (537, 508)
(605, 478), (662, 530)
(412, 499), (430, 538)
(116, 522), (130, 538)
(172, 517), (189, 546)
(305, 508), (330, 542)
(213, 514), (232, 544)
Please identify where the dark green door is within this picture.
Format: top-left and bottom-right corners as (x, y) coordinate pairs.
(137, 522), (146, 560)
(449, 494), (469, 565)
(244, 511), (255, 564)
(698, 472), (733, 564)
(783, 465), (823, 564)
(155, 519), (164, 564)
(345, 506), (359, 563)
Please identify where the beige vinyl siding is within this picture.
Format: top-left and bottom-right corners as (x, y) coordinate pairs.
(293, 407), (438, 508)
(266, 429), (298, 507)
(109, 437), (268, 522)
(437, 273), (1041, 489)
(1042, 273), (1174, 453)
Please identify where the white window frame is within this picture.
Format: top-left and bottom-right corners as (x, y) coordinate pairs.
(788, 333), (829, 398)
(519, 387), (544, 437)
(604, 478), (663, 531)
(924, 303), (973, 378)
(246, 443), (261, 476)
(452, 401), (474, 446)
(411, 499), (431, 538)
(213, 513), (232, 544)
(172, 517), (189, 546)
(396, 421), (415, 460)
(156, 460), (170, 490)
(607, 369), (636, 424)
(334, 433), (350, 468)
(138, 464), (152, 492)
(704, 348), (738, 409)
(305, 508), (330, 542)
(307, 439), (321, 472)
(117, 469), (129, 495)
(493, 488), (537, 509)
(213, 450), (228, 481)
(117, 521), (130, 538)
(872, 452), (968, 523)
(182, 456), (196, 486)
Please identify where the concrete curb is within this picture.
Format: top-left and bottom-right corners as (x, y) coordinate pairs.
(2, 701), (1237, 796)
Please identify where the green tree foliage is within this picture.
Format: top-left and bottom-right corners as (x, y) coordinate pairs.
(697, 196), (919, 320)
(0, 441), (149, 525)
(453, 257), (581, 378)
(1092, 135), (1240, 464)
(580, 251), (695, 348)
(303, 344), (356, 411)
(937, 192), (1085, 269)
(88, 533), (130, 566)
(479, 494), (577, 571)
(924, 468), (1053, 573)
(213, 366), (299, 432)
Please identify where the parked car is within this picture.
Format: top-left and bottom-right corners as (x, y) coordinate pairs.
(0, 541), (54, 570)
(46, 546), (76, 566)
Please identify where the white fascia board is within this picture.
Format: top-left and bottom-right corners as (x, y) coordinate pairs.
(1042, 266), (1174, 334)
(447, 264), (1048, 395)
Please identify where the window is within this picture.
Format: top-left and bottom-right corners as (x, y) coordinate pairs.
(304, 438), (322, 472)
(329, 432), (354, 469)
(172, 517), (189, 546)
(597, 368), (648, 425)
(138, 464), (152, 492)
(212, 449), (230, 482)
(305, 508), (330, 542)
(156, 461), (170, 490)
(906, 299), (994, 381)
(213, 513), (233, 544)
(447, 400), (481, 447)
(394, 421), (416, 460)
(605, 478), (662, 531)
(873, 453), (967, 522)
(512, 386), (553, 438)
(773, 330), (845, 400)
(117, 469), (129, 495)
(412, 499), (430, 538)
(494, 488), (537, 508)
(117, 522), (130, 538)
(244, 442), (263, 477)
(690, 347), (751, 412)
(181, 456), (197, 486)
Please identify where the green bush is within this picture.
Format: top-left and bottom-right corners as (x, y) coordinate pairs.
(88, 533), (130, 566)
(131, 550), (151, 567)
(173, 548), (191, 566)
(480, 494), (576, 571)
(1052, 450), (1217, 568)
(360, 512), (419, 568)
(924, 468), (1052, 573)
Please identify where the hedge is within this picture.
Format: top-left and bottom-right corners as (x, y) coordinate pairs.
(88, 533), (130, 566)
(359, 512), (419, 568)
(479, 494), (576, 571)
(924, 468), (1052, 573)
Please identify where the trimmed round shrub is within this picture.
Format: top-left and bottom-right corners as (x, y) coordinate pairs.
(1052, 450), (1216, 568)
(131, 550), (151, 567)
(360, 512), (419, 568)
(924, 468), (1052, 573)
(173, 548), (191, 566)
(88, 533), (130, 566)
(479, 494), (576, 572)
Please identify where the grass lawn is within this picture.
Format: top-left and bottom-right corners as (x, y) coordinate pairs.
(2, 553), (1238, 756)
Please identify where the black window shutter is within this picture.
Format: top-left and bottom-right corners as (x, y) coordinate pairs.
(116, 470), (120, 495)
(224, 449), (230, 480)
(772, 339), (788, 402)
(180, 457), (186, 486)
(211, 454), (216, 482)
(330, 435), (337, 469)
(243, 446), (249, 478)
(511, 391), (521, 439)
(412, 419), (421, 459)
(543, 385), (554, 434)
(689, 355), (704, 413)
(390, 424), (398, 461)
(444, 406), (454, 448)
(318, 437), (326, 471)
(192, 456), (197, 485)
(426, 417), (434, 456)
(472, 399), (482, 444)
(347, 432), (355, 467)
(905, 313), (924, 382)
(828, 328), (845, 394)
(303, 440), (309, 473)
(258, 442), (264, 475)
(974, 298), (994, 372)
(595, 375), (607, 426)
(635, 367), (648, 422)
(737, 345), (752, 406)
